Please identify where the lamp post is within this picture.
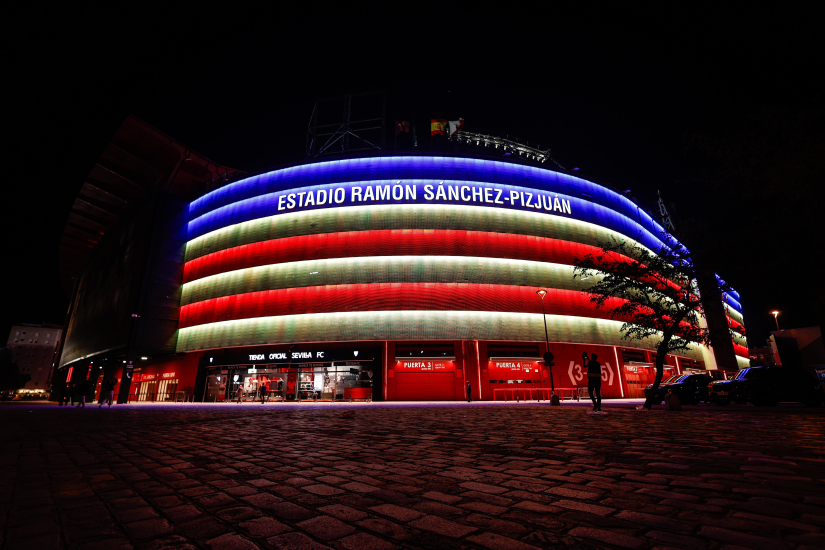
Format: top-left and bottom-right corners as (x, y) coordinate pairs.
(771, 311), (780, 331)
(536, 289), (559, 406)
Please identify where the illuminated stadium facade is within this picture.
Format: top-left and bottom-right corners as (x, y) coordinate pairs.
(55, 118), (748, 403)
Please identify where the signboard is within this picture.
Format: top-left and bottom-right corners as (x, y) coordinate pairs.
(190, 180), (578, 241)
(248, 350), (327, 362)
(395, 360), (455, 372)
(488, 360), (543, 378)
(203, 347), (376, 367)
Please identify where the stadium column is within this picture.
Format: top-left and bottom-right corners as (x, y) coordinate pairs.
(117, 359), (135, 404)
(383, 341), (389, 401)
(462, 341), (482, 401)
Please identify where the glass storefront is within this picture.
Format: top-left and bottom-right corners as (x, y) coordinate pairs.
(218, 362), (373, 402)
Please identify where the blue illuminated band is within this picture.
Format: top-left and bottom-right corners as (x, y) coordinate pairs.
(189, 156), (669, 244)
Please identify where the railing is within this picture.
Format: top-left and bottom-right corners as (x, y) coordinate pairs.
(492, 387), (580, 402)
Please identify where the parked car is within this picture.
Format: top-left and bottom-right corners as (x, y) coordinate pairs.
(644, 373), (714, 405)
(708, 366), (823, 407)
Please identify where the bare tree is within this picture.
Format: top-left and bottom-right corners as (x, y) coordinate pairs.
(573, 237), (741, 409)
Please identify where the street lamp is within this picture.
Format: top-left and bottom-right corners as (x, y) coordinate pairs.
(771, 311), (780, 331)
(536, 289), (559, 406)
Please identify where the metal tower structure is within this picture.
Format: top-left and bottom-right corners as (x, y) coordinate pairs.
(657, 190), (676, 233)
(306, 92), (386, 158)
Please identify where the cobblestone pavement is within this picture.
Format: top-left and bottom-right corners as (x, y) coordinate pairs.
(2, 402), (824, 550)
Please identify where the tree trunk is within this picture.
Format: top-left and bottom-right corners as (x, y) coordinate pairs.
(643, 335), (672, 409)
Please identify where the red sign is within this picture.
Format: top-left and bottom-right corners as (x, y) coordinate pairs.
(140, 374), (156, 381)
(488, 360), (542, 377)
(395, 360), (454, 372)
(162, 372), (176, 378)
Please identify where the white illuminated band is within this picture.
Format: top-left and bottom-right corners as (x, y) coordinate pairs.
(179, 257), (595, 306)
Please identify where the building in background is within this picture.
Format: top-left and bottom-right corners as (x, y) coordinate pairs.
(769, 326), (825, 371)
(6, 324), (62, 396)
(53, 117), (747, 403)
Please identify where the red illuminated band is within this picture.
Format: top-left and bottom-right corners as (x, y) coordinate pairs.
(178, 284), (627, 329)
(183, 230), (616, 283)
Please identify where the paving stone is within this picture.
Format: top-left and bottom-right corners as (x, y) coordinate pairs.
(459, 481), (510, 494)
(297, 515), (356, 540)
(409, 515), (477, 537)
(460, 500), (509, 515)
(568, 526), (645, 549)
(164, 504), (202, 521)
(6, 532), (61, 550)
(461, 513), (529, 537)
(76, 537), (134, 550)
(553, 499), (615, 516)
(116, 506), (159, 524)
(615, 510), (693, 532)
(339, 532), (397, 550)
(239, 517), (291, 537)
(268, 502), (315, 520)
(645, 530), (709, 550)
(302, 484), (345, 496)
(370, 503), (424, 522)
(123, 517), (175, 539)
(266, 532), (333, 549)
(413, 500), (466, 518)
(356, 517), (420, 541)
(240, 493), (283, 508)
(466, 531), (541, 550)
(318, 503), (369, 522)
(698, 526), (792, 550)
(177, 516), (230, 540)
(216, 506), (264, 522)
(205, 533), (260, 550)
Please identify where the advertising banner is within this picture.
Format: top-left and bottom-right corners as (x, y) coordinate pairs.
(488, 360), (543, 379)
(395, 360), (455, 373)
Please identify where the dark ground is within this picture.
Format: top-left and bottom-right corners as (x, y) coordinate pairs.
(1, 402), (824, 550)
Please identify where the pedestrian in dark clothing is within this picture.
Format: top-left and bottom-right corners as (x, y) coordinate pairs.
(277, 379), (284, 400)
(76, 379), (89, 408)
(583, 352), (603, 412)
(64, 382), (76, 406)
(260, 382), (268, 403)
(235, 384), (243, 403)
(99, 378), (117, 408)
(466, 380), (472, 402)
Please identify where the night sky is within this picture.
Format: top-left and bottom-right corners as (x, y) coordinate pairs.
(5, 6), (823, 348)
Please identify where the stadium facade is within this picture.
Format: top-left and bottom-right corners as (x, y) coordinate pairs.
(54, 117), (748, 404)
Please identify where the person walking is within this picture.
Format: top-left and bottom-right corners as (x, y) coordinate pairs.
(277, 379), (284, 401)
(583, 352), (604, 413)
(76, 379), (90, 408)
(99, 378), (117, 408)
(466, 380), (472, 403)
(260, 381), (268, 404)
(63, 381), (76, 406)
(235, 384), (243, 403)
